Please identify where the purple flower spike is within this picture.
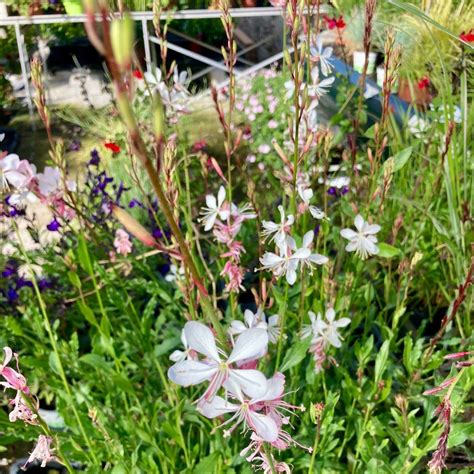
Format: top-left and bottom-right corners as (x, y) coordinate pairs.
(327, 187), (337, 196)
(7, 288), (19, 302)
(70, 140), (81, 152)
(89, 149), (101, 166)
(47, 218), (61, 232)
(2, 265), (16, 278)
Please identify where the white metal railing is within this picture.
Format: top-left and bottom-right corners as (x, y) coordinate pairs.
(1, 6), (328, 124)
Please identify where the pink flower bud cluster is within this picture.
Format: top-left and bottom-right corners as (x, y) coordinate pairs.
(199, 186), (255, 293)
(1, 347), (58, 468)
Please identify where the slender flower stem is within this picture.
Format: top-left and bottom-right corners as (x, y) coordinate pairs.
(14, 227), (100, 467)
(263, 442), (277, 474)
(275, 283), (289, 370)
(308, 412), (322, 473)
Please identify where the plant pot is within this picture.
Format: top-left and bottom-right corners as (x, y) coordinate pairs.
(398, 78), (432, 107)
(353, 51), (377, 75)
(63, 0), (83, 15)
(241, 0), (258, 7)
(376, 66), (399, 93)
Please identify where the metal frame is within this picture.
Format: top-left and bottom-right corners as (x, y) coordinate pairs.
(0, 6), (328, 123)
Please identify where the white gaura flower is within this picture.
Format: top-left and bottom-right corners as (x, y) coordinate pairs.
(311, 308), (351, 348)
(0, 154), (29, 190)
(168, 322), (268, 401)
(308, 68), (335, 101)
(261, 205), (294, 250)
(325, 176), (350, 189)
(260, 233), (327, 285)
(199, 186), (230, 231)
(284, 80), (296, 100)
(259, 237), (301, 285)
(296, 231), (329, 271)
(229, 309), (267, 336)
(36, 166), (75, 197)
(311, 38), (334, 77)
(17, 262), (44, 279)
(297, 185), (326, 220)
(340, 215), (381, 259)
(229, 309), (280, 344)
(169, 329), (194, 363)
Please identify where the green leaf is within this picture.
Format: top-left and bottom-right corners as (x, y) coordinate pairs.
(77, 301), (98, 327)
(68, 271), (82, 289)
(79, 354), (112, 373)
(280, 337), (311, 372)
(48, 352), (61, 375)
(403, 336), (413, 374)
(77, 234), (94, 274)
(448, 423), (474, 448)
(391, 146), (413, 172)
(378, 243), (401, 258)
(195, 452), (220, 473)
(374, 340), (390, 385)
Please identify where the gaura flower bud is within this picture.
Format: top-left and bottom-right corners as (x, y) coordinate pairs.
(82, 0), (96, 13)
(111, 205), (156, 247)
(111, 14), (135, 71)
(152, 93), (165, 140)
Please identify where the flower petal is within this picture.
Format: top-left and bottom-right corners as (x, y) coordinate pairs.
(184, 321), (221, 362)
(228, 328), (268, 364)
(228, 368), (268, 398)
(335, 317), (351, 328)
(354, 215), (365, 232)
(302, 231), (314, 249)
(248, 411), (279, 442)
(340, 228), (357, 240)
(167, 360), (217, 387)
(198, 396), (239, 418)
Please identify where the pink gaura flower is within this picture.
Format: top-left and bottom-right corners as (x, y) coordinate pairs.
(1, 347), (29, 394)
(258, 144), (271, 154)
(241, 433), (291, 473)
(221, 241), (246, 262)
(0, 154), (36, 191)
(221, 261), (246, 293)
(23, 435), (57, 469)
(114, 228), (133, 256)
(9, 391), (38, 425)
(168, 322), (269, 401)
(268, 120), (278, 129)
(199, 393), (279, 442)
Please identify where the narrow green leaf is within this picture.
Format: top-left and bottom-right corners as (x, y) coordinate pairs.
(374, 340), (390, 385)
(77, 301), (98, 327)
(391, 146), (413, 172)
(280, 337), (311, 372)
(378, 243), (402, 258)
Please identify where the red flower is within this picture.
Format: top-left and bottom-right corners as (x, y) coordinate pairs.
(324, 15), (346, 30)
(192, 139), (207, 152)
(104, 142), (121, 154)
(132, 69), (144, 80)
(459, 29), (474, 43)
(417, 76), (430, 90)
